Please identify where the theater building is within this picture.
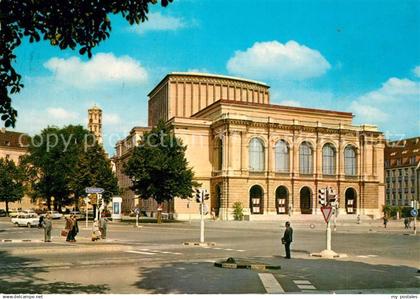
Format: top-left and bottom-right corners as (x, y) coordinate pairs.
(114, 72), (385, 220)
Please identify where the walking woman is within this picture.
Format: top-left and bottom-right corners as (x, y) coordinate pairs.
(70, 215), (79, 242)
(64, 215), (74, 242)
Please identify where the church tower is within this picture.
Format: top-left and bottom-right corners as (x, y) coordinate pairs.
(88, 104), (102, 144)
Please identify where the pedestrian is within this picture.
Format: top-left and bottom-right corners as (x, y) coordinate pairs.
(70, 214), (79, 242)
(99, 217), (108, 239)
(404, 217), (410, 229)
(357, 214), (361, 224)
(383, 216), (388, 229)
(42, 213), (52, 242)
(64, 215), (74, 242)
(211, 208), (216, 220)
(38, 214), (45, 229)
(91, 220), (101, 241)
(281, 221), (293, 259)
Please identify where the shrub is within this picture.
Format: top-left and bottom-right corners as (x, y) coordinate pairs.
(232, 202), (244, 221)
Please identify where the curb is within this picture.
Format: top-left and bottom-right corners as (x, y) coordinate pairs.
(8, 244), (133, 255)
(0, 239), (43, 243)
(214, 257), (281, 271)
(183, 242), (216, 247)
(214, 262), (281, 270)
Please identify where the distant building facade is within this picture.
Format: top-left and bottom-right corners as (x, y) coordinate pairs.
(0, 130), (33, 210)
(115, 72), (385, 220)
(384, 137), (420, 207)
(88, 105), (103, 144)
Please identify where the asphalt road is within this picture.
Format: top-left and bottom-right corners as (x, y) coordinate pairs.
(0, 217), (419, 294)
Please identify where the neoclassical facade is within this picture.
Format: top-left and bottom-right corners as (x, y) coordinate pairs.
(114, 72), (385, 220)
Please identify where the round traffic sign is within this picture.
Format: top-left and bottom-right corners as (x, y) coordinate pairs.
(410, 209), (418, 217)
(134, 208), (140, 215)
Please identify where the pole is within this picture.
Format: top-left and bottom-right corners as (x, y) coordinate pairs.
(326, 187), (332, 251)
(327, 220), (332, 251)
(414, 201), (417, 236)
(200, 191), (205, 243)
(136, 213), (139, 228)
(86, 203), (88, 228)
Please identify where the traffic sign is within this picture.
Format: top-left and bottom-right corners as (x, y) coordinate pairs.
(134, 208), (140, 215)
(85, 187), (104, 194)
(321, 206), (333, 223)
(410, 209), (418, 217)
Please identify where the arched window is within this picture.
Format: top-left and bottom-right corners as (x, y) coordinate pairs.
(275, 140), (289, 172)
(249, 138), (265, 171)
(344, 146), (357, 176)
(322, 144), (336, 175)
(216, 138), (223, 170)
(299, 142), (313, 174)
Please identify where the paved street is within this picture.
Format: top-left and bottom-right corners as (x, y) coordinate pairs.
(0, 217), (419, 294)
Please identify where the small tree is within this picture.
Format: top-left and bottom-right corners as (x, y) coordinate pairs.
(69, 142), (119, 215)
(232, 202), (244, 221)
(124, 120), (197, 223)
(0, 158), (25, 215)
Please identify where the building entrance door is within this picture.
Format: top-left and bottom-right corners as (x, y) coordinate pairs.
(250, 185), (264, 214)
(276, 186), (289, 214)
(300, 187), (312, 214)
(345, 188), (357, 214)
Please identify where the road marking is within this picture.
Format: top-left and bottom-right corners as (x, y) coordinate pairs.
(293, 280), (311, 284)
(126, 250), (156, 255)
(367, 255), (378, 257)
(258, 273), (284, 294)
(297, 285), (316, 290)
(416, 276), (420, 280)
(236, 249), (245, 252)
(293, 279), (316, 291)
(356, 255), (368, 258)
(224, 248), (234, 251)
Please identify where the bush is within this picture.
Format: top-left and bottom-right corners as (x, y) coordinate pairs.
(232, 202), (244, 221)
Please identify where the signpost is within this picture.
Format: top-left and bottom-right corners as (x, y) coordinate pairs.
(83, 197), (89, 228)
(195, 188), (210, 243)
(85, 187), (104, 220)
(411, 207), (418, 236)
(315, 186), (339, 258)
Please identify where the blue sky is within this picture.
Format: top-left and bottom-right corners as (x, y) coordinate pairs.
(11, 0), (420, 153)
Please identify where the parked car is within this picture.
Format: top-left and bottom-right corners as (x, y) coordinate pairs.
(8, 209), (22, 217)
(11, 213), (40, 227)
(0, 209), (6, 217)
(41, 210), (62, 219)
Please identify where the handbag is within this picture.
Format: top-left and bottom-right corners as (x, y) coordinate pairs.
(281, 237), (285, 244)
(61, 229), (69, 237)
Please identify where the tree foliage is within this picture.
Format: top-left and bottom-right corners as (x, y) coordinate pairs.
(0, 0), (173, 127)
(124, 120), (197, 206)
(0, 157), (25, 214)
(23, 125), (96, 209)
(68, 142), (119, 202)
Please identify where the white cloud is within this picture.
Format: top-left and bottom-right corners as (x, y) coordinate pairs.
(103, 113), (121, 125)
(349, 77), (420, 135)
(413, 65), (420, 77)
(47, 107), (79, 120)
(226, 40), (331, 80)
(129, 12), (187, 34)
(44, 53), (148, 89)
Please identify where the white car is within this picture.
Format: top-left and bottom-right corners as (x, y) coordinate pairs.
(11, 213), (40, 227)
(50, 211), (63, 219)
(41, 211), (62, 219)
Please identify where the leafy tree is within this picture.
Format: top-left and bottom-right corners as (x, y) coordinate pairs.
(24, 125), (94, 210)
(124, 120), (197, 223)
(0, 157), (25, 215)
(0, 0), (173, 128)
(69, 142), (119, 214)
